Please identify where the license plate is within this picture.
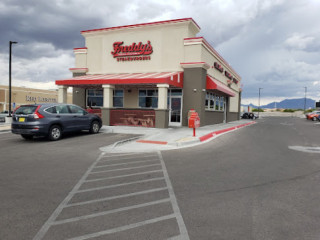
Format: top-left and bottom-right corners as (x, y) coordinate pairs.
(19, 118), (25, 122)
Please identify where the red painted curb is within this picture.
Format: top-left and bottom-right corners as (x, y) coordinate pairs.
(199, 121), (256, 142)
(136, 140), (168, 145)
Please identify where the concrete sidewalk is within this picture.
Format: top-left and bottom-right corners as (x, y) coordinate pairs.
(100, 120), (256, 153)
(0, 123), (11, 132)
(0, 120), (256, 152)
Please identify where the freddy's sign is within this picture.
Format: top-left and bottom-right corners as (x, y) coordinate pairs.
(111, 41), (153, 62)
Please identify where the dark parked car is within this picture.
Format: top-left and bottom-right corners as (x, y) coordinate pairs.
(241, 112), (258, 119)
(11, 103), (102, 140)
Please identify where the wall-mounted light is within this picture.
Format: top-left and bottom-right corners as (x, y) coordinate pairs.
(202, 89), (206, 92)
(193, 89), (197, 92)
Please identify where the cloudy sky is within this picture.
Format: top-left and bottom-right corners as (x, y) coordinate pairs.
(0, 0), (319, 105)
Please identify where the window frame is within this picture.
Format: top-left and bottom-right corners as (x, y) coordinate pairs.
(86, 89), (103, 107)
(205, 92), (226, 112)
(138, 88), (158, 109)
(113, 89), (124, 108)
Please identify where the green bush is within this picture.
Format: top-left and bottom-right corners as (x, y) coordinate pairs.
(283, 109), (295, 112)
(252, 108), (264, 112)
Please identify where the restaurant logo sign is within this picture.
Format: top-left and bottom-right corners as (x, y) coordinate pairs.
(111, 41), (153, 62)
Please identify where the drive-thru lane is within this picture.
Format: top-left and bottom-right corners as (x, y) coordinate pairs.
(162, 117), (320, 240)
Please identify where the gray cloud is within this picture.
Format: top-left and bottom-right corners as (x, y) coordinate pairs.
(0, 0), (103, 57)
(0, 0), (320, 102)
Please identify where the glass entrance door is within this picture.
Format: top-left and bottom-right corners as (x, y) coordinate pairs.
(169, 96), (182, 126)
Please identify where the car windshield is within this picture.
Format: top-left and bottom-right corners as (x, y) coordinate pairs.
(15, 106), (38, 115)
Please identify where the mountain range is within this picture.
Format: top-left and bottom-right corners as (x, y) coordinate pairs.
(243, 98), (317, 109)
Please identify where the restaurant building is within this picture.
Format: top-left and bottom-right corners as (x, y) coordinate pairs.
(56, 18), (241, 128)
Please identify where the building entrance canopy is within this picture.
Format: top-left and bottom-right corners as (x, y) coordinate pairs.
(56, 72), (183, 88)
(206, 75), (236, 97)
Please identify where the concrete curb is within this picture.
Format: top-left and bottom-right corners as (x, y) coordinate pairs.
(100, 136), (141, 152)
(199, 121), (256, 142)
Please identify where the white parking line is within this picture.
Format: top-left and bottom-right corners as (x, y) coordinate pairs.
(67, 214), (177, 240)
(99, 154), (158, 162)
(66, 187), (169, 207)
(84, 170), (163, 182)
(52, 198), (171, 225)
(76, 177), (165, 193)
(94, 159), (159, 168)
(33, 150), (189, 240)
(157, 151), (190, 240)
(101, 152), (152, 158)
(90, 163), (161, 174)
(33, 152), (107, 240)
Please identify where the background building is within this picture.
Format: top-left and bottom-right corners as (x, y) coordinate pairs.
(0, 85), (72, 112)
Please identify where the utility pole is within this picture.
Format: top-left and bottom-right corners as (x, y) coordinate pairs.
(9, 41), (18, 117)
(258, 88), (263, 118)
(304, 87), (307, 113)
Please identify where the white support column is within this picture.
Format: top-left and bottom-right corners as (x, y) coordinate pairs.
(157, 84), (169, 109)
(58, 85), (68, 103)
(102, 84), (115, 108)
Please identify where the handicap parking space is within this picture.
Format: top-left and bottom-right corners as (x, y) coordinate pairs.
(34, 151), (189, 240)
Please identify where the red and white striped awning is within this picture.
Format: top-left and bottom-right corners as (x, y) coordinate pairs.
(56, 72), (183, 88)
(206, 75), (236, 97)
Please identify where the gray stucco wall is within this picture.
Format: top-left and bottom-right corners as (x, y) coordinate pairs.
(73, 72), (86, 77)
(72, 72), (87, 108)
(204, 111), (224, 125)
(73, 87), (86, 108)
(227, 112), (239, 122)
(182, 68), (207, 127)
(155, 109), (169, 128)
(101, 108), (111, 125)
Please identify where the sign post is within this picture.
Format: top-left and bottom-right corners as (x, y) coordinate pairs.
(188, 110), (200, 137)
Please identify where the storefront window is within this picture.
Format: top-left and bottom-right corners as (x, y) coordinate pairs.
(205, 93), (209, 109)
(220, 97), (225, 111)
(139, 89), (158, 108)
(87, 89), (103, 107)
(113, 89), (124, 108)
(169, 89), (182, 96)
(215, 96), (220, 110)
(206, 92), (226, 112)
(210, 94), (215, 110)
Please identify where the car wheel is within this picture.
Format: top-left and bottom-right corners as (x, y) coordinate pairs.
(21, 134), (33, 140)
(313, 117), (317, 121)
(89, 121), (100, 134)
(48, 125), (62, 141)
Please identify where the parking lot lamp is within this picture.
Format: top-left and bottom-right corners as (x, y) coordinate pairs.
(9, 41), (18, 117)
(304, 87), (307, 113)
(258, 88), (263, 118)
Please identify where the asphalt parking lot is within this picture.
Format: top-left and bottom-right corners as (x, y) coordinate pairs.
(2, 117), (320, 239)
(0, 131), (138, 240)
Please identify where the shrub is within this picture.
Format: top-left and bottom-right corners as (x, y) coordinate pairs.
(252, 108), (264, 112)
(283, 109), (295, 112)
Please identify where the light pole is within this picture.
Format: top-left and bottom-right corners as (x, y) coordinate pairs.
(258, 87), (263, 118)
(304, 87), (307, 113)
(8, 41), (18, 117)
